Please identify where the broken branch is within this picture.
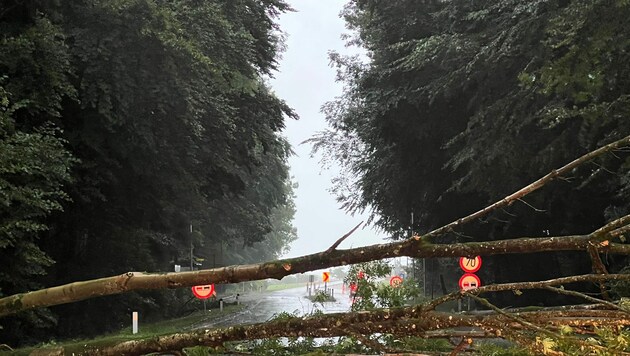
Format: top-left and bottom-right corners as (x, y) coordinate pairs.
(326, 221), (363, 253)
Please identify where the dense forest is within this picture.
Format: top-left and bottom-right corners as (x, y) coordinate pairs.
(313, 0), (630, 305)
(2, 0), (630, 351)
(0, 0), (297, 345)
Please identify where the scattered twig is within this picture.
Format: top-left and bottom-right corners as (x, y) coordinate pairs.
(501, 208), (517, 217)
(557, 176), (575, 182)
(466, 293), (560, 339)
(0, 344), (13, 351)
(425, 274), (630, 311)
(448, 337), (472, 356)
(590, 160), (617, 175)
(465, 295), (614, 356)
(609, 225), (630, 240)
(411, 134), (630, 243)
(343, 326), (408, 354)
(543, 286), (626, 314)
(326, 221), (363, 253)
(590, 214), (630, 241)
(516, 198), (546, 212)
(586, 243), (612, 300)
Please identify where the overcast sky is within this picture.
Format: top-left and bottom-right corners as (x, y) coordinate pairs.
(270, 1), (388, 259)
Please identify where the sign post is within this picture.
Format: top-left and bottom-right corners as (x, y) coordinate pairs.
(458, 256), (482, 311)
(322, 271), (330, 293)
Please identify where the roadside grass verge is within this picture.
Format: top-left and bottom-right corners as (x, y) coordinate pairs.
(265, 282), (304, 292)
(4, 304), (244, 355)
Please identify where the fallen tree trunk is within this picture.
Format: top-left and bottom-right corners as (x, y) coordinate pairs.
(1, 135), (628, 318)
(19, 271), (630, 354)
(35, 306), (630, 355)
(1, 230), (629, 317)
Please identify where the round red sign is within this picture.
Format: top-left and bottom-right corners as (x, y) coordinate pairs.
(192, 284), (215, 299)
(389, 275), (403, 287)
(458, 273), (481, 291)
(459, 256), (482, 273)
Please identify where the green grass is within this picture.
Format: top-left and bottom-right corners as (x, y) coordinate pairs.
(5, 304), (243, 355)
(265, 282), (304, 292)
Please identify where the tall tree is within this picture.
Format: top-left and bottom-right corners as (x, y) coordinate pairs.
(314, 0), (630, 305)
(0, 0), (298, 344)
(0, 2), (76, 340)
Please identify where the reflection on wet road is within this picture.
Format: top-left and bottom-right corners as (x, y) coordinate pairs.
(196, 283), (352, 329)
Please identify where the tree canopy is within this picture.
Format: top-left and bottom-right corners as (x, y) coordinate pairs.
(0, 0), (297, 344)
(313, 0), (630, 305)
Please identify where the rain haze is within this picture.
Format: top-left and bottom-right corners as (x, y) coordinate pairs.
(271, 1), (388, 258)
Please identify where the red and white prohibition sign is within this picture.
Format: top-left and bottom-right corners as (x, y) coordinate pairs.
(458, 273), (481, 291)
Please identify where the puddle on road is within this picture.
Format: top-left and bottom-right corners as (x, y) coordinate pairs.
(196, 285), (353, 329)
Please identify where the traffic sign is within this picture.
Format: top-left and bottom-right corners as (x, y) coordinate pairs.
(322, 271), (330, 283)
(389, 275), (403, 287)
(192, 284), (215, 299)
(459, 256), (482, 273)
(458, 273), (481, 291)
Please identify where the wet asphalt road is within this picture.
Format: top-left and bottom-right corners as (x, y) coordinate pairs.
(195, 283), (352, 329)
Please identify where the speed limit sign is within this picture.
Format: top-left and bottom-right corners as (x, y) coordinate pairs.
(459, 256), (482, 273)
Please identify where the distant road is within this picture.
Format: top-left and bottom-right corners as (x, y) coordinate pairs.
(195, 283), (352, 329)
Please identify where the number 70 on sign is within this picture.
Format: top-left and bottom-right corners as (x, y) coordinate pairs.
(459, 256), (482, 273)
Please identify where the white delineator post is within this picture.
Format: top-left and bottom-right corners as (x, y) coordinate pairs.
(132, 311), (138, 334)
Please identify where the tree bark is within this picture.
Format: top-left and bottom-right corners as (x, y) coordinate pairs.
(0, 135), (628, 320)
(2, 232), (630, 317)
(35, 307), (630, 355)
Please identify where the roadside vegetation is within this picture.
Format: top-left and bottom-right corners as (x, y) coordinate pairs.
(2, 305), (243, 355)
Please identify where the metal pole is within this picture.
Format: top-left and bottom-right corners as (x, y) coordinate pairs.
(219, 299), (223, 312)
(423, 259), (426, 299)
(189, 223), (193, 270)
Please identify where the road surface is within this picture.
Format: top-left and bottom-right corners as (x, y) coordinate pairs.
(195, 283), (352, 329)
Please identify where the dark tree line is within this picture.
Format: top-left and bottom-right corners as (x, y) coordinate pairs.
(312, 0), (630, 306)
(0, 0), (297, 345)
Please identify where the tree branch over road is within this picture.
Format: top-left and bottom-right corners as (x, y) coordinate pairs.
(0, 135), (628, 341)
(35, 274), (630, 355)
(1, 227), (629, 317)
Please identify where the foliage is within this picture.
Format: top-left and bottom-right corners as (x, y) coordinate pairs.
(309, 290), (335, 304)
(344, 260), (421, 311)
(607, 266), (630, 299)
(0, 0), (298, 345)
(0, 9), (78, 340)
(313, 0), (630, 307)
(0, 12), (75, 295)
